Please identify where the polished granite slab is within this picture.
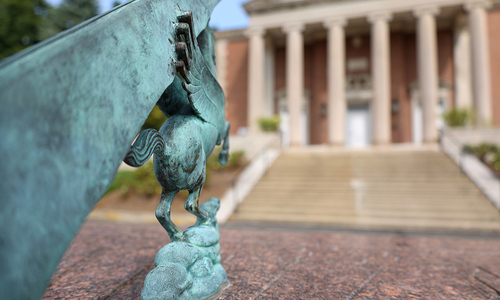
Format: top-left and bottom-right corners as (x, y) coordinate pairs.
(42, 220), (500, 299)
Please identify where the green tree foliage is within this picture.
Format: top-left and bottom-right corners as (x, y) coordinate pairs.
(39, 0), (99, 40)
(0, 0), (50, 60)
(0, 0), (99, 60)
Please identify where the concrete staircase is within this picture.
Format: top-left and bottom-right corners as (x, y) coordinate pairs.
(230, 148), (500, 232)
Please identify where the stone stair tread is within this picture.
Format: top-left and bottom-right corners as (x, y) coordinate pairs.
(237, 200), (498, 212)
(230, 213), (500, 231)
(230, 149), (500, 232)
(233, 207), (500, 221)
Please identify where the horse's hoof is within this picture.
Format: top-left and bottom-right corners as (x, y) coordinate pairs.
(219, 151), (228, 165)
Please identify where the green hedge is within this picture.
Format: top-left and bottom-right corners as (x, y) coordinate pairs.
(258, 115), (280, 132)
(443, 108), (474, 128)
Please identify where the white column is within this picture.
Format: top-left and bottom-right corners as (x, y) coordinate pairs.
(368, 12), (392, 145)
(453, 15), (474, 109)
(414, 6), (440, 143)
(247, 27), (266, 133)
(465, 0), (493, 125)
(283, 23), (305, 146)
(264, 36), (275, 117)
(323, 18), (347, 146)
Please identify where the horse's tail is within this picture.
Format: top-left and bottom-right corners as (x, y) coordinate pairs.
(123, 129), (166, 167)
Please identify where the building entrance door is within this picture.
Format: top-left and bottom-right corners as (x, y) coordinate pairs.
(346, 104), (371, 148)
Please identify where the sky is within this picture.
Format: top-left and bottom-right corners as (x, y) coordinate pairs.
(44, 0), (250, 31)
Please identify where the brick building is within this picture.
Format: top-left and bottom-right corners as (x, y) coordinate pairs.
(215, 0), (500, 147)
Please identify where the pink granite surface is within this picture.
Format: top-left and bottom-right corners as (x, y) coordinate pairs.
(42, 221), (500, 299)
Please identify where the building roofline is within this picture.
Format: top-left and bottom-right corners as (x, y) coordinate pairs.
(214, 29), (248, 40)
(244, 0), (352, 14)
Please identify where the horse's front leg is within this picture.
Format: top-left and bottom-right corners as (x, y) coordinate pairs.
(219, 121), (230, 165)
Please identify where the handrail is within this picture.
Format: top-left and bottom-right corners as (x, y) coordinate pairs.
(0, 1), (219, 299)
(439, 126), (466, 168)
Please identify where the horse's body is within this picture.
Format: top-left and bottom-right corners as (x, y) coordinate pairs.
(155, 114), (217, 193)
(154, 112), (227, 240)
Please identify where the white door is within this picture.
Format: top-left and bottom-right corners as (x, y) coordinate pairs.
(346, 104), (370, 148)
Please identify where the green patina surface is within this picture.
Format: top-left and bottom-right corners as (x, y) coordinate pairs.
(0, 0), (219, 299)
(122, 12), (230, 297)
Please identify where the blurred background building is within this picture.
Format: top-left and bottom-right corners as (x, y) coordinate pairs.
(215, 0), (500, 147)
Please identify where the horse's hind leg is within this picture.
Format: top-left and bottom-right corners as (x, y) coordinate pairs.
(219, 121), (230, 165)
(156, 191), (183, 241)
(185, 181), (208, 221)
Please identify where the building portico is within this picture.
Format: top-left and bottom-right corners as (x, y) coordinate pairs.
(216, 0), (500, 146)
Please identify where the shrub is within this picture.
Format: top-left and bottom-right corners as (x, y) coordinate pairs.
(106, 161), (160, 197)
(493, 151), (500, 171)
(258, 115), (280, 132)
(206, 148), (246, 171)
(443, 108), (474, 127)
(463, 143), (498, 161)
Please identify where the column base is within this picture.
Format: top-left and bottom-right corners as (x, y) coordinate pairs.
(423, 139), (439, 144)
(328, 142), (345, 148)
(372, 140), (391, 146)
(288, 142), (303, 148)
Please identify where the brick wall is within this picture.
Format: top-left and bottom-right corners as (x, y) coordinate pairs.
(310, 41), (328, 144)
(437, 30), (455, 108)
(274, 48), (286, 92)
(224, 39), (249, 134)
(489, 9), (500, 126)
(391, 33), (412, 143)
(273, 47), (286, 116)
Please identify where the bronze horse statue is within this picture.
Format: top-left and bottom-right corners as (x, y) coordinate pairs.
(123, 12), (230, 241)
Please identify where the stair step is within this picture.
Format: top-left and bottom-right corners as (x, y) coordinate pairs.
(230, 149), (500, 232)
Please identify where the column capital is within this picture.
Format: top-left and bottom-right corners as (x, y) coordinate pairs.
(464, 0), (492, 11)
(323, 17), (347, 29)
(413, 5), (441, 18)
(246, 27), (266, 37)
(367, 11), (393, 23)
(282, 22), (305, 34)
